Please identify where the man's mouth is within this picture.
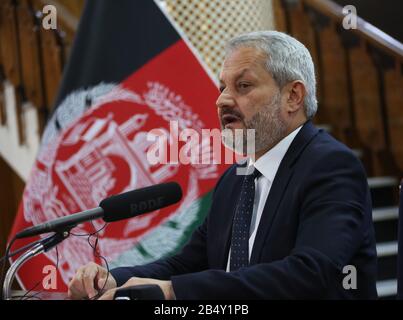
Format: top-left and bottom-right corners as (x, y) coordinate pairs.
(221, 114), (242, 128)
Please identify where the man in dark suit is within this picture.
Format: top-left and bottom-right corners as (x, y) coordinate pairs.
(67, 31), (377, 299)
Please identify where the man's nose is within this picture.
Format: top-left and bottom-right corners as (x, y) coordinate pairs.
(216, 92), (236, 110)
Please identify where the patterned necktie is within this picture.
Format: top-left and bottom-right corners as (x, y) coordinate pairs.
(230, 167), (261, 271)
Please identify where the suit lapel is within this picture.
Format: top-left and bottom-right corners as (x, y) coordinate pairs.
(250, 120), (320, 264)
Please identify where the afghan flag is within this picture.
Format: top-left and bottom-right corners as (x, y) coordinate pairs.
(9, 0), (227, 292)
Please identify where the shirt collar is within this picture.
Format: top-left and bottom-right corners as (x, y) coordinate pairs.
(248, 125), (302, 182)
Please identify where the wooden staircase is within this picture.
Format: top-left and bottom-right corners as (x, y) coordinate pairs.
(273, 0), (403, 298)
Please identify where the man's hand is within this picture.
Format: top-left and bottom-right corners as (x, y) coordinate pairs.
(67, 262), (117, 299)
(98, 277), (175, 300)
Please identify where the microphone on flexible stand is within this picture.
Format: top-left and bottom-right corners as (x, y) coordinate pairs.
(15, 182), (183, 239)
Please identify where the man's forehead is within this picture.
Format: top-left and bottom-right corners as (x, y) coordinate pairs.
(219, 47), (266, 80)
(224, 48), (264, 66)
(219, 68), (252, 83)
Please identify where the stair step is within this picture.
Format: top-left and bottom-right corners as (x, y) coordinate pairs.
(377, 241), (398, 257)
(352, 149), (363, 159)
(377, 254), (397, 281)
(373, 219), (398, 243)
(372, 207), (399, 222)
(377, 241), (398, 282)
(376, 279), (397, 297)
(368, 176), (398, 189)
(369, 177), (398, 208)
(316, 124), (332, 133)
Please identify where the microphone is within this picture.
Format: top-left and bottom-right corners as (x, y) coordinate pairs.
(16, 182), (182, 239)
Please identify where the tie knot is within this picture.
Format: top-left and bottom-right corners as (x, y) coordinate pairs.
(247, 167), (261, 180)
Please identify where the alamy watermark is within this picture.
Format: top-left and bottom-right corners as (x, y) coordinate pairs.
(342, 5), (357, 30)
(342, 265), (357, 290)
(146, 121), (256, 175)
(41, 5), (57, 30)
(42, 264), (57, 290)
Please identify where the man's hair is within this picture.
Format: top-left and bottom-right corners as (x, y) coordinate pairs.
(226, 31), (318, 119)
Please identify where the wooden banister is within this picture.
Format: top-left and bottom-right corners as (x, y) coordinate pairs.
(303, 0), (403, 61)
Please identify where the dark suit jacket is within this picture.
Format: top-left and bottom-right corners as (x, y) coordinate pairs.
(111, 121), (378, 299)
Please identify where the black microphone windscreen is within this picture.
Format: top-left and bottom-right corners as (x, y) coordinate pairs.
(100, 182), (182, 222)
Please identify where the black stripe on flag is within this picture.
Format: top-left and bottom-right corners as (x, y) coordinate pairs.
(54, 0), (181, 109)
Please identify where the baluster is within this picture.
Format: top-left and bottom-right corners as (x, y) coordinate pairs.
(369, 46), (402, 175)
(39, 26), (64, 115)
(16, 0), (49, 133)
(272, 0), (289, 33)
(304, 5), (330, 125)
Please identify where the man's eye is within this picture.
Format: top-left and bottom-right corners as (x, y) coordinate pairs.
(238, 82), (251, 89)
(219, 86), (225, 93)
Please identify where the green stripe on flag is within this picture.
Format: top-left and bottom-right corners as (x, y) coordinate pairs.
(109, 190), (213, 268)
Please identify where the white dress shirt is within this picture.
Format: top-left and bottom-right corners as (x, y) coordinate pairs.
(226, 125), (302, 271)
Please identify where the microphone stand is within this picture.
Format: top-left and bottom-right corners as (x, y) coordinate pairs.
(2, 228), (72, 300)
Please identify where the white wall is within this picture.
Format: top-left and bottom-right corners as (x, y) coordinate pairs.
(0, 81), (40, 182)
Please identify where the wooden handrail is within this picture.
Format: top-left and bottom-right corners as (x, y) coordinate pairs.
(303, 0), (403, 61)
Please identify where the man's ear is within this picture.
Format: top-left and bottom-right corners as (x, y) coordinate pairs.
(284, 80), (306, 114)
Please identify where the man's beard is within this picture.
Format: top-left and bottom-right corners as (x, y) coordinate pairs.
(221, 92), (287, 156)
